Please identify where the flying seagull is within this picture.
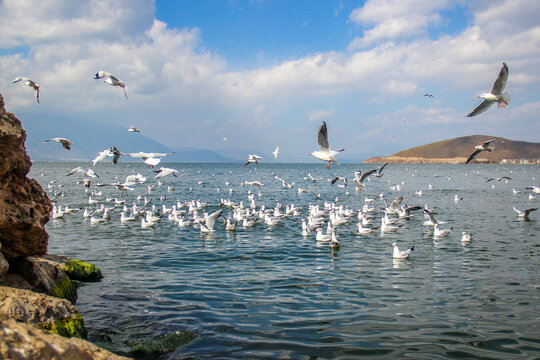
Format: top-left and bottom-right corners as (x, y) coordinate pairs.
(513, 207), (538, 219)
(244, 154), (262, 166)
(154, 167), (179, 179)
(273, 146), (279, 159)
(465, 139), (496, 164)
(94, 71), (128, 100)
(354, 169), (376, 190)
(12, 77), (40, 105)
(67, 167), (99, 178)
(128, 126), (140, 133)
(487, 176), (511, 182)
(466, 62), (510, 117)
(424, 93), (434, 98)
(42, 138), (72, 150)
(110, 147), (175, 167)
(309, 121), (344, 168)
(374, 163), (388, 178)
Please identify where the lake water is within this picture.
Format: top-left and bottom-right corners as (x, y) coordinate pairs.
(30, 162), (540, 359)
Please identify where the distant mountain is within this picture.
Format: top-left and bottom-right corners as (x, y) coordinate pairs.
(364, 135), (540, 164)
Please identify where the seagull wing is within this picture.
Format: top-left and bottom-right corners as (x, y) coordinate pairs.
(378, 162), (388, 174)
(317, 121), (330, 151)
(466, 149), (481, 164)
(466, 99), (494, 117)
(482, 139), (496, 147)
(491, 62), (509, 95)
(205, 209), (223, 230)
(92, 149), (112, 166)
(359, 169), (376, 183)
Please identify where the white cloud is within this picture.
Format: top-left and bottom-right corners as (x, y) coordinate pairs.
(307, 109), (335, 122)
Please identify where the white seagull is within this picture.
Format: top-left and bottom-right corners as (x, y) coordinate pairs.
(513, 206), (538, 219)
(466, 139), (496, 164)
(391, 243), (414, 259)
(466, 62), (510, 117)
(154, 167), (179, 179)
(67, 167), (99, 178)
(42, 138), (72, 150)
(273, 146), (279, 159)
(12, 77), (40, 105)
(112, 148), (175, 167)
(244, 154), (262, 166)
(309, 121), (344, 168)
(461, 232), (472, 242)
(128, 126), (140, 133)
(94, 71), (128, 100)
(200, 209), (223, 233)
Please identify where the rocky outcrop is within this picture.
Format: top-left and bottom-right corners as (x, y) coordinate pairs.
(0, 94), (52, 259)
(39, 255), (103, 282)
(0, 316), (130, 360)
(0, 286), (85, 338)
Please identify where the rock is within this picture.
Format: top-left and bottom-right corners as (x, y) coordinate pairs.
(0, 251), (8, 280)
(0, 93), (52, 259)
(8, 257), (77, 304)
(39, 254), (103, 282)
(0, 286), (86, 339)
(0, 316), (131, 359)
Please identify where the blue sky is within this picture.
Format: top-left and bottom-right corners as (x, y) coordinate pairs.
(0, 0), (539, 162)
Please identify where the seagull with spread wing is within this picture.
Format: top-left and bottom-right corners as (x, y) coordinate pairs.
(466, 62), (510, 117)
(309, 121), (344, 168)
(465, 139), (496, 164)
(94, 71), (128, 100)
(42, 138), (72, 150)
(12, 77), (40, 105)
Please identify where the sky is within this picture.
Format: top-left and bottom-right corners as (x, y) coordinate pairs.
(0, 0), (539, 162)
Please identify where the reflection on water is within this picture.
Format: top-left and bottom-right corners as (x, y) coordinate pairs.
(31, 162), (540, 359)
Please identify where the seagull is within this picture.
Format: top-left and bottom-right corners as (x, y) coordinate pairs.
(423, 208), (446, 227)
(309, 121), (344, 168)
(128, 126), (140, 133)
(433, 224), (453, 237)
(12, 77), (40, 105)
(391, 243), (414, 259)
(67, 167), (99, 178)
(465, 139), (496, 164)
(424, 93), (434, 98)
(94, 71), (128, 100)
(305, 172), (318, 182)
(112, 148), (175, 167)
(525, 185), (540, 194)
(42, 138), (72, 150)
(466, 62), (510, 117)
(200, 209), (223, 233)
(374, 163), (388, 178)
(244, 154), (262, 166)
(487, 176), (511, 182)
(330, 176), (347, 187)
(354, 169), (376, 191)
(153, 167), (179, 179)
(273, 146), (279, 159)
(513, 207), (538, 219)
(96, 182), (134, 196)
(461, 232), (472, 242)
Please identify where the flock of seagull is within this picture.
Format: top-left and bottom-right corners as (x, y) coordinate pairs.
(13, 61), (538, 259)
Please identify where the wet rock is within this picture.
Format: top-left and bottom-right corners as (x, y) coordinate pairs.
(39, 254), (103, 282)
(0, 251), (8, 279)
(8, 257), (77, 304)
(0, 316), (131, 359)
(0, 286), (86, 339)
(0, 93), (52, 259)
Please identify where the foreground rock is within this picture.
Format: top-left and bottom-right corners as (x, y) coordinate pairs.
(0, 286), (85, 339)
(0, 94), (52, 259)
(0, 316), (130, 360)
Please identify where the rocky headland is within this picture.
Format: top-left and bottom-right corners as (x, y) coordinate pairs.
(0, 93), (128, 359)
(363, 135), (540, 164)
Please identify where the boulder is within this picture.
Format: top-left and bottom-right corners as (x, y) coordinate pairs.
(38, 254), (103, 282)
(0, 251), (8, 280)
(0, 93), (52, 259)
(0, 316), (130, 359)
(0, 286), (86, 339)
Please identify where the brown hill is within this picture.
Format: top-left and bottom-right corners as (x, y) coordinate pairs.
(364, 135), (540, 164)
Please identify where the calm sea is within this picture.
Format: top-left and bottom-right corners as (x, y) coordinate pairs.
(30, 162), (540, 359)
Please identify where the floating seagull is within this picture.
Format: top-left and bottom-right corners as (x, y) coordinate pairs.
(309, 121), (344, 168)
(94, 71), (128, 100)
(67, 167), (99, 178)
(461, 232), (472, 242)
(42, 138), (72, 150)
(487, 176), (511, 182)
(128, 126), (140, 133)
(433, 223), (453, 237)
(12, 77), (40, 105)
(466, 62), (510, 117)
(465, 139), (496, 164)
(273, 146), (279, 159)
(244, 154), (262, 166)
(513, 206), (538, 219)
(391, 243), (414, 259)
(154, 167), (179, 179)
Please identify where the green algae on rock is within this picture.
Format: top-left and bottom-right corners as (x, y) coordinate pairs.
(41, 312), (87, 339)
(63, 258), (103, 282)
(125, 330), (197, 359)
(50, 274), (78, 304)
